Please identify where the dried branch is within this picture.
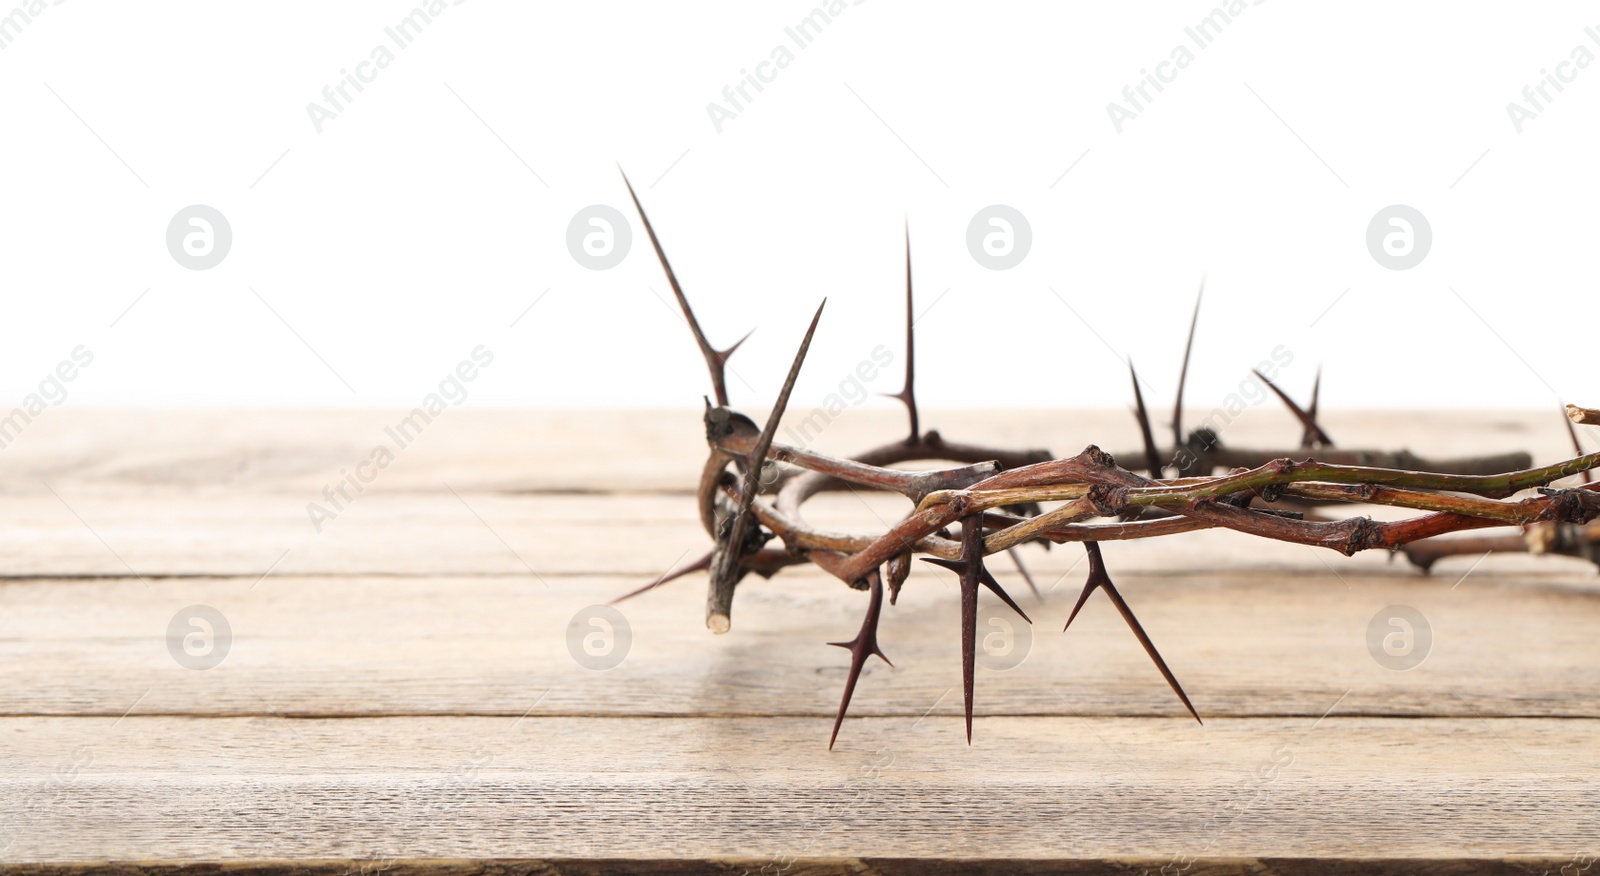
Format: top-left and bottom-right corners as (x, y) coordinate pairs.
(1403, 522), (1600, 572)
(615, 196), (1595, 747)
(706, 300), (825, 632)
(1564, 404), (1594, 485)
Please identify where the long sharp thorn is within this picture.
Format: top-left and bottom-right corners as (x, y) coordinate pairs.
(925, 556), (1032, 625)
(1172, 279), (1203, 451)
(1307, 365), (1322, 441)
(921, 518), (985, 744)
(1253, 368), (1334, 448)
(959, 529), (979, 743)
(723, 327), (756, 360)
(827, 571), (891, 750)
(1063, 544), (1102, 631)
(1099, 578), (1202, 725)
(1006, 547), (1043, 601)
(1562, 403), (1593, 484)
(957, 519), (983, 744)
(1129, 359), (1164, 478)
(1075, 544), (1201, 724)
(977, 566), (1032, 624)
(621, 169), (745, 406)
(706, 300), (826, 632)
(884, 221), (920, 444)
(610, 549), (713, 604)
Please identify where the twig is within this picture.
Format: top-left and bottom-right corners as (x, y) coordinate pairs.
(705, 301), (825, 632)
(618, 186), (1598, 746)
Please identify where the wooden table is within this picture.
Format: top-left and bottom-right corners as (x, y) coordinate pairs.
(2, 408), (1597, 874)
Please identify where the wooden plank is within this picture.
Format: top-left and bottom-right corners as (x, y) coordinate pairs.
(1, 715), (1597, 865)
(0, 407), (1588, 579)
(0, 490), (710, 578)
(3, 408), (1595, 869)
(2, 571), (1596, 719)
(0, 407), (1575, 494)
(4, 486), (1595, 579)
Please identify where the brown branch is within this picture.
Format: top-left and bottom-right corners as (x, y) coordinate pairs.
(1402, 521), (1600, 573)
(628, 197), (1588, 747)
(706, 301), (825, 633)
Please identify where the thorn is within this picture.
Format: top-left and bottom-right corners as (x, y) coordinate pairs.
(1129, 359), (1164, 478)
(610, 549), (712, 604)
(1402, 548), (1436, 575)
(828, 570), (891, 750)
(1252, 368), (1334, 448)
(1066, 543), (1202, 725)
(922, 558), (1032, 625)
(621, 169), (748, 406)
(886, 222), (920, 444)
(978, 565), (1031, 624)
(915, 565), (974, 743)
(1006, 547), (1043, 601)
(959, 527), (977, 746)
(918, 517), (1007, 744)
(1172, 279), (1203, 452)
(724, 326), (756, 359)
(1307, 365), (1322, 444)
(1062, 555), (1098, 633)
(705, 300), (827, 632)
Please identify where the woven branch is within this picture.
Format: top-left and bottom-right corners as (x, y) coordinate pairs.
(616, 172), (1600, 747)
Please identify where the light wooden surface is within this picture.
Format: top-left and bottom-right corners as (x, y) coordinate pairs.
(2, 408), (1598, 873)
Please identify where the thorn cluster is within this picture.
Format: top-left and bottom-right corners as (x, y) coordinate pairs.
(614, 171), (1600, 747)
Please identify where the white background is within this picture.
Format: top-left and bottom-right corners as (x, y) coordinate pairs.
(1, 1), (1595, 412)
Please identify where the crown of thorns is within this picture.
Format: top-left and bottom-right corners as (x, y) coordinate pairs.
(613, 172), (1600, 748)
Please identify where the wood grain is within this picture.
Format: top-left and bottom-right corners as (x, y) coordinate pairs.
(0, 407), (1575, 494)
(0, 571), (1596, 720)
(1, 409), (1596, 871)
(5, 486), (1596, 578)
(2, 715), (1597, 865)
